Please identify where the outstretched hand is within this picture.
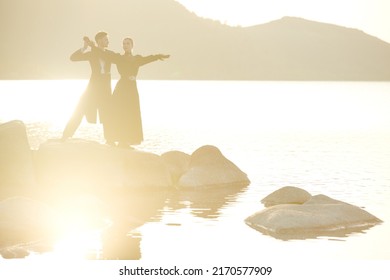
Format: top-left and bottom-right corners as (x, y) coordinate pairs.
(158, 54), (170, 61)
(83, 36), (95, 48)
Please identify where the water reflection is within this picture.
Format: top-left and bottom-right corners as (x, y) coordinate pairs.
(0, 242), (51, 259)
(250, 224), (382, 242)
(100, 183), (248, 259)
(166, 184), (249, 219)
(98, 189), (169, 260)
(0, 187), (169, 260)
(102, 230), (141, 260)
(2, 81), (390, 260)
(0, 182), (248, 260)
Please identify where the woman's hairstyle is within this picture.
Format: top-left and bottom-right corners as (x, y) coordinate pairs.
(123, 37), (134, 46)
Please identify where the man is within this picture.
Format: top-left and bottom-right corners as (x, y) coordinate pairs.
(62, 31), (114, 144)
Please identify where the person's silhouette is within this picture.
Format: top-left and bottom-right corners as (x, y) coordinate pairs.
(62, 32), (115, 144)
(98, 37), (169, 148)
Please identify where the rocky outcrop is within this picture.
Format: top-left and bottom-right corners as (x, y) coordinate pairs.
(35, 139), (123, 189)
(122, 149), (173, 189)
(0, 121), (36, 191)
(0, 121), (250, 192)
(0, 120), (254, 258)
(161, 150), (191, 184)
(35, 139), (173, 190)
(246, 188), (383, 240)
(178, 145), (250, 189)
(34, 142), (249, 190)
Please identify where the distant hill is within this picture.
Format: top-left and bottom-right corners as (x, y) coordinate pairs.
(1, 0), (389, 80)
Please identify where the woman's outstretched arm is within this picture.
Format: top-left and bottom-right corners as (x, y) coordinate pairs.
(137, 54), (170, 66)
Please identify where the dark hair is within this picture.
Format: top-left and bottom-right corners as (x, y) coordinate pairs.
(95, 31), (108, 42)
(123, 37), (134, 45)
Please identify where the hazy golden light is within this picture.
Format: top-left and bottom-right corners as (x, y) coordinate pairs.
(0, 0), (389, 272)
(45, 198), (111, 260)
(0, 80), (85, 126)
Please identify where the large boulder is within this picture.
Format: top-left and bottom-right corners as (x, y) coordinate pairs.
(161, 150), (191, 184)
(34, 139), (173, 190)
(178, 145), (250, 189)
(35, 139), (125, 189)
(261, 186), (312, 207)
(245, 193), (383, 240)
(122, 150), (173, 189)
(0, 120), (36, 191)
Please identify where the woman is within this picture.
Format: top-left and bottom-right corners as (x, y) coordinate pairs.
(100, 37), (169, 148)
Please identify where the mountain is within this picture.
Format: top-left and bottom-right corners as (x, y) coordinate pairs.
(1, 0), (389, 80)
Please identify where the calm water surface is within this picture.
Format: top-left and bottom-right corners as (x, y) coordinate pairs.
(0, 80), (390, 261)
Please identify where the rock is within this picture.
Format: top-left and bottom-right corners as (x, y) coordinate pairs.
(178, 145), (250, 189)
(0, 196), (57, 246)
(0, 246), (30, 259)
(245, 193), (383, 240)
(0, 120), (36, 190)
(122, 150), (173, 189)
(161, 150), (191, 184)
(35, 142), (251, 190)
(34, 139), (173, 190)
(261, 186), (312, 207)
(304, 194), (344, 205)
(35, 139), (124, 189)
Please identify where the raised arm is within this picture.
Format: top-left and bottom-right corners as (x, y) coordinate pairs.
(137, 54), (170, 66)
(70, 37), (92, 61)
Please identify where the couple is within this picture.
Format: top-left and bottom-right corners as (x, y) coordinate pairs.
(62, 31), (169, 148)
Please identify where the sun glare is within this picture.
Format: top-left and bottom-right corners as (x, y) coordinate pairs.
(51, 229), (102, 260)
(0, 80), (86, 126)
(39, 194), (112, 260)
(35, 80), (86, 125)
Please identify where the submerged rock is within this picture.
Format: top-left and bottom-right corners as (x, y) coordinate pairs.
(246, 192), (383, 240)
(0, 120), (36, 190)
(178, 145), (250, 189)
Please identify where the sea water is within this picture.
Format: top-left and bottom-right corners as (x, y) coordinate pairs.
(0, 80), (389, 261)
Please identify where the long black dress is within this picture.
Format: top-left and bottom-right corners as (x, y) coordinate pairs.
(109, 54), (162, 145)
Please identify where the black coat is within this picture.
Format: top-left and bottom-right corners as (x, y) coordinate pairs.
(70, 48), (115, 124)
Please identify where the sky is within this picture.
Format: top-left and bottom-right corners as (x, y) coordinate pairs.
(176, 0), (390, 43)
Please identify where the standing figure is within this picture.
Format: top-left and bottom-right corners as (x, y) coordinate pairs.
(105, 37), (169, 148)
(62, 31), (115, 144)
